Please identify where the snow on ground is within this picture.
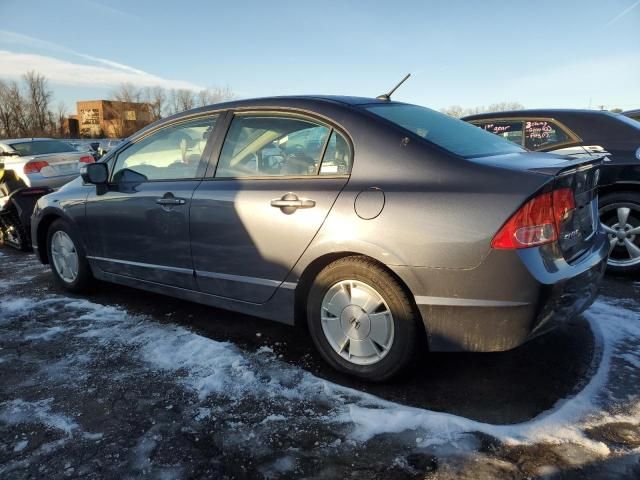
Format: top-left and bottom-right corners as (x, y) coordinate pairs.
(1, 254), (639, 478)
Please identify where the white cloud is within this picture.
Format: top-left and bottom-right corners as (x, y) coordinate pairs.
(0, 50), (204, 91)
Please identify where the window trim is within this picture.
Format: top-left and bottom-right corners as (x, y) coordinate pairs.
(204, 109), (353, 180)
(469, 116), (582, 152)
(108, 113), (220, 184)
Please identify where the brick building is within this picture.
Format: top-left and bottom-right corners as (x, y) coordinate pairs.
(77, 100), (152, 138)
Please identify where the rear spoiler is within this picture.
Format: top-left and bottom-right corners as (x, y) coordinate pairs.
(527, 154), (606, 177)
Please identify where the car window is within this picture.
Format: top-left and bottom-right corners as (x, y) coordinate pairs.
(524, 120), (571, 150)
(111, 116), (217, 182)
(215, 115), (330, 178)
(475, 121), (524, 147)
(9, 140), (77, 156)
(319, 130), (351, 175)
(364, 104), (525, 158)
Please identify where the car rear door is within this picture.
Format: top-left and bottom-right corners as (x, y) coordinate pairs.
(190, 111), (352, 303)
(84, 115), (219, 289)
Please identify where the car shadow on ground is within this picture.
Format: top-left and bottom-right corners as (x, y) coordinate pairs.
(69, 273), (597, 426)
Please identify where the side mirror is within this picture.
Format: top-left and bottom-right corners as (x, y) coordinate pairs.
(80, 162), (109, 185)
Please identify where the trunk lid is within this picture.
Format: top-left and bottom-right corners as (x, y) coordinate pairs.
(28, 152), (84, 178)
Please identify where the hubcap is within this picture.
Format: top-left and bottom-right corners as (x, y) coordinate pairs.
(51, 231), (79, 283)
(320, 280), (394, 365)
(600, 205), (640, 268)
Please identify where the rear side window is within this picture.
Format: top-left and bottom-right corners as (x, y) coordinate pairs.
(319, 131), (351, 175)
(475, 121), (524, 147)
(524, 120), (571, 150)
(111, 115), (217, 182)
(364, 104), (524, 158)
(215, 115), (331, 177)
(10, 140), (76, 156)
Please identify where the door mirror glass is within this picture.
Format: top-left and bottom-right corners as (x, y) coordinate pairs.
(80, 162), (109, 184)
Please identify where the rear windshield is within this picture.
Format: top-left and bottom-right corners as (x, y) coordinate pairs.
(364, 104), (525, 158)
(10, 140), (76, 156)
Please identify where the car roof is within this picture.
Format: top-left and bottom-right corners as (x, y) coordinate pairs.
(623, 109), (640, 116)
(462, 109), (611, 121)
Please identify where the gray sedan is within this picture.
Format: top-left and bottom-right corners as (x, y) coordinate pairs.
(0, 138), (95, 189)
(31, 96), (608, 381)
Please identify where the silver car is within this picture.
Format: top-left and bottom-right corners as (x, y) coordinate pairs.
(0, 138), (95, 189)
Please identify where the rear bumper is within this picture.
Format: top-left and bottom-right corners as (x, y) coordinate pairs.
(26, 172), (79, 189)
(391, 232), (608, 352)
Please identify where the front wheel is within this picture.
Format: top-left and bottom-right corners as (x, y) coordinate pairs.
(599, 192), (640, 275)
(46, 219), (95, 292)
(306, 256), (420, 381)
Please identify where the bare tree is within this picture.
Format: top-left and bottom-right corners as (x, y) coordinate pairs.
(110, 83), (142, 103)
(56, 101), (68, 137)
(196, 85), (235, 107)
(441, 101), (525, 118)
(0, 80), (14, 138)
(2, 80), (31, 137)
(168, 89), (195, 115)
(142, 86), (167, 121)
(23, 71), (53, 135)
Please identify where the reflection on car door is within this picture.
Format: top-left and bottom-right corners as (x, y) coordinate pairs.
(85, 115), (219, 289)
(190, 113), (352, 303)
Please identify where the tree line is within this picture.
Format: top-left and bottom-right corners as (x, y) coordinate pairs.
(0, 72), (234, 139)
(440, 102), (525, 118)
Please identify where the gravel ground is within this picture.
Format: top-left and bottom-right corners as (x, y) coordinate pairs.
(1, 247), (639, 479)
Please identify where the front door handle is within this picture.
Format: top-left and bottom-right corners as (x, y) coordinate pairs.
(270, 193), (316, 214)
(156, 193), (186, 206)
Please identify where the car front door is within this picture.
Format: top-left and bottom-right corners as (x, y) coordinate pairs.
(190, 112), (352, 303)
(85, 115), (219, 289)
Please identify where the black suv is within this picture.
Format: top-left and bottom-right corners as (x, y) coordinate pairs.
(464, 109), (640, 275)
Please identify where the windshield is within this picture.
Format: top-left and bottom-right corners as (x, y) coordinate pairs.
(10, 140), (77, 156)
(364, 104), (526, 158)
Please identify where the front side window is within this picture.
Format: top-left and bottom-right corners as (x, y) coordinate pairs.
(215, 115), (330, 177)
(524, 120), (571, 150)
(111, 116), (217, 182)
(364, 104), (525, 158)
(475, 120), (524, 147)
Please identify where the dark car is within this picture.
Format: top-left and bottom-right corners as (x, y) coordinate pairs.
(624, 109), (640, 122)
(31, 96), (607, 381)
(463, 110), (640, 274)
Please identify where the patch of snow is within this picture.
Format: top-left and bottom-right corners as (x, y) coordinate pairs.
(0, 399), (79, 434)
(13, 439), (28, 452)
(24, 326), (66, 341)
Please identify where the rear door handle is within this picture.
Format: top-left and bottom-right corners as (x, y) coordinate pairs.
(270, 193), (316, 214)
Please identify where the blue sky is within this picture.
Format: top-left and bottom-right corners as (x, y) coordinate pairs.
(0, 0), (638, 112)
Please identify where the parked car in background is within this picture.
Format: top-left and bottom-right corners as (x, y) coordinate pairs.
(32, 96), (607, 381)
(0, 138), (95, 189)
(97, 139), (122, 158)
(624, 109), (640, 122)
(464, 109), (640, 274)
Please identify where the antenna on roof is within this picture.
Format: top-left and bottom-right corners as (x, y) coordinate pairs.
(376, 73), (411, 101)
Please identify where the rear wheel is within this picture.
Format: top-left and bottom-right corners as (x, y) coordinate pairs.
(600, 192), (640, 275)
(306, 256), (419, 381)
(47, 219), (94, 292)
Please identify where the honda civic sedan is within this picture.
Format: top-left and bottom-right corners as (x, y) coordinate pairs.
(31, 96), (608, 381)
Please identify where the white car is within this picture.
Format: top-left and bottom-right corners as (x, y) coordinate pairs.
(0, 138), (95, 188)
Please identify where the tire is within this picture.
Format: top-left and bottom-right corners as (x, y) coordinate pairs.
(0, 210), (31, 251)
(46, 218), (95, 292)
(599, 192), (640, 276)
(306, 256), (420, 381)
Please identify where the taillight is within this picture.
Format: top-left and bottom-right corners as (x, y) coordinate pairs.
(79, 155), (95, 164)
(492, 188), (575, 249)
(23, 161), (49, 174)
